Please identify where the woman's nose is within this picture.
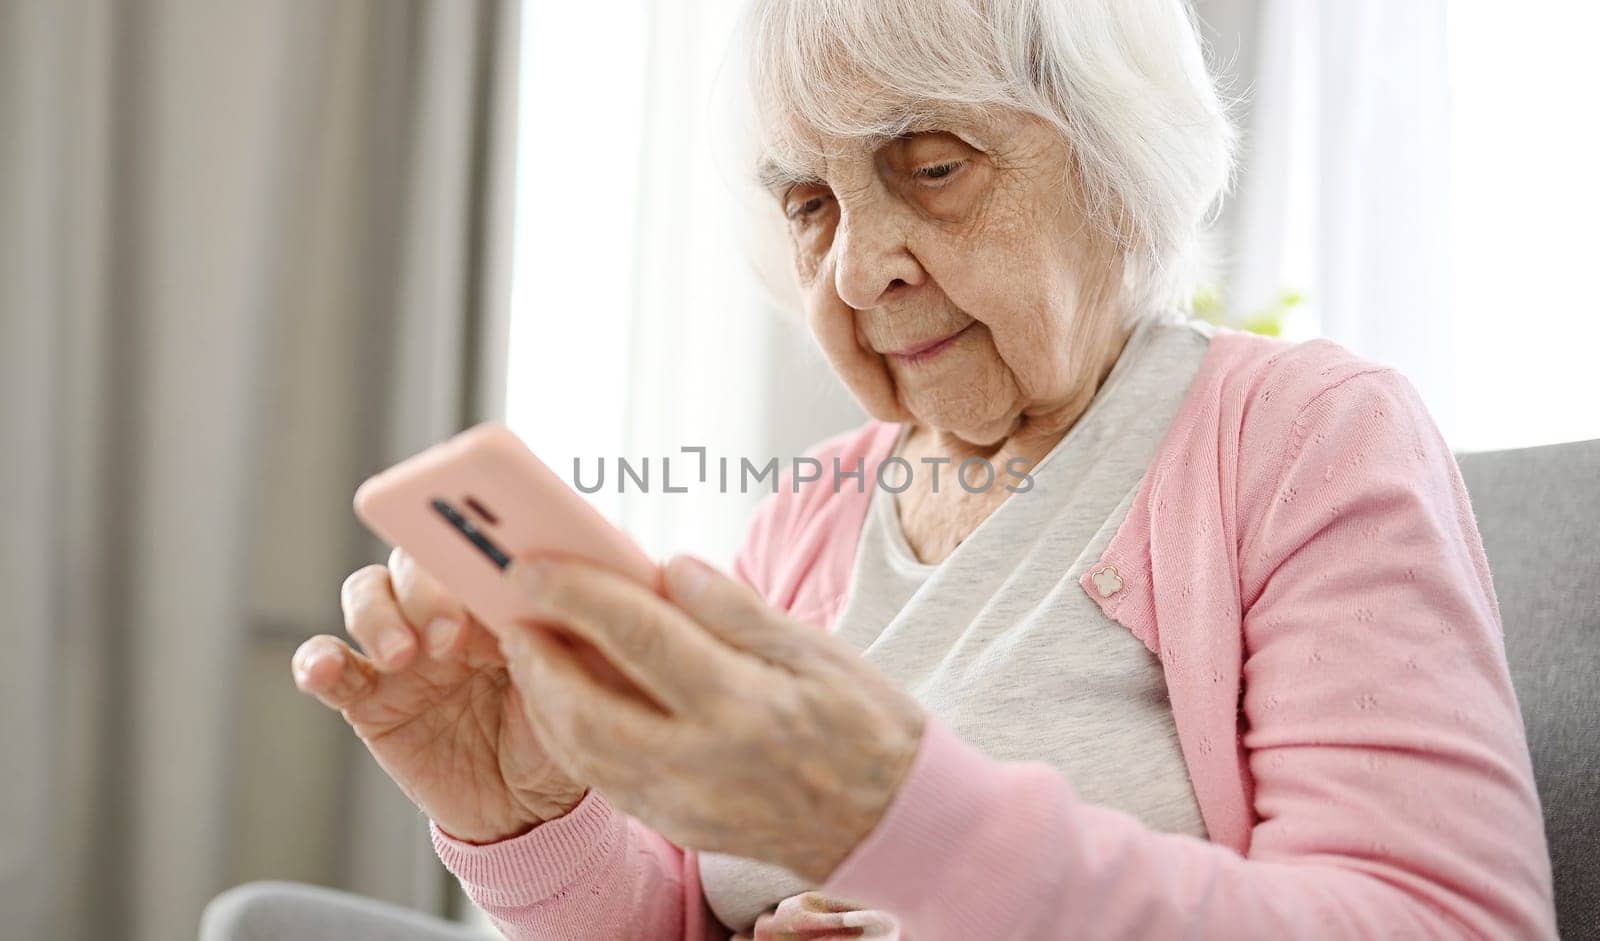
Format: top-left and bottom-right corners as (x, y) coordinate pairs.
(832, 210), (924, 310)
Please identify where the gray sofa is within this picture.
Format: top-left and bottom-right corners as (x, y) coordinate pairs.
(1458, 437), (1600, 939)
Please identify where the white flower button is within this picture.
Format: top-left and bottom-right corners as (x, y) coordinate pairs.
(1092, 563), (1123, 598)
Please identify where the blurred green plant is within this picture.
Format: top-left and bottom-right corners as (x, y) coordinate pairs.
(1190, 284), (1305, 337)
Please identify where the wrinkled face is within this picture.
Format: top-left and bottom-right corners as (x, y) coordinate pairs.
(761, 104), (1126, 447)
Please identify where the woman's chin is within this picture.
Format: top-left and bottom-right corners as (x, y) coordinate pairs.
(896, 382), (1015, 446)
(900, 403), (1015, 449)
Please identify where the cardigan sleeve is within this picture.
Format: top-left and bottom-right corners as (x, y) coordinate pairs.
(818, 368), (1556, 939)
(430, 787), (731, 940)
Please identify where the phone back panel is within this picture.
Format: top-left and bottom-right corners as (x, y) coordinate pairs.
(353, 422), (659, 631)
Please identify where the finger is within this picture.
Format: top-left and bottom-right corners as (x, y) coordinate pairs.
(292, 635), (378, 710)
(773, 893), (871, 934)
(663, 555), (848, 667)
(750, 913), (799, 941)
(752, 909), (865, 941)
(506, 557), (731, 714)
(793, 913), (869, 935)
(449, 615), (508, 668)
(500, 621), (666, 771)
(341, 564), (417, 670)
(794, 892), (869, 914)
(387, 546), (470, 658)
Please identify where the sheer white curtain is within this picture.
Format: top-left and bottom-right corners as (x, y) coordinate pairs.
(1199, 0), (1600, 451)
(1200, 0), (1455, 433)
(506, 0), (861, 567)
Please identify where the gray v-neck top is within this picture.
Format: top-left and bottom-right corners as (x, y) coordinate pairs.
(699, 313), (1216, 934)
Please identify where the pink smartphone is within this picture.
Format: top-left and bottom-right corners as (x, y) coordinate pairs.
(353, 422), (659, 632)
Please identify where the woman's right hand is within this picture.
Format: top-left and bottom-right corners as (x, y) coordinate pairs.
(292, 547), (589, 844)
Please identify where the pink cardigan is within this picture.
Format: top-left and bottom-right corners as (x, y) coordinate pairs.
(432, 327), (1556, 939)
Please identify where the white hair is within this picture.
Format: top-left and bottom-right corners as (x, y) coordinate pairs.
(739, 0), (1238, 322)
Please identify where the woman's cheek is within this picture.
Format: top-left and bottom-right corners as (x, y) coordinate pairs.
(803, 302), (905, 421)
(792, 237), (823, 285)
(789, 212), (837, 286)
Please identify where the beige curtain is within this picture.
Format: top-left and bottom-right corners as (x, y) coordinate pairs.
(0, 2), (519, 939)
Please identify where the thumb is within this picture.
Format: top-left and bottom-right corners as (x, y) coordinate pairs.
(661, 554), (811, 661)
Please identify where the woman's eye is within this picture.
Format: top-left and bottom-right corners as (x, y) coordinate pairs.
(913, 160), (965, 182)
(785, 191), (831, 222)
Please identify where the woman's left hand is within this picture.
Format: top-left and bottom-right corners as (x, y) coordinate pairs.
(493, 553), (926, 884)
(738, 891), (901, 940)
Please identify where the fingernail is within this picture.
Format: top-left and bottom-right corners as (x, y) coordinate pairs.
(667, 555), (710, 600)
(296, 647), (331, 685)
(425, 617), (460, 655)
(376, 629), (412, 663)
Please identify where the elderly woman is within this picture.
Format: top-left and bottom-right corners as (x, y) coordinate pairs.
(270, 0), (1556, 939)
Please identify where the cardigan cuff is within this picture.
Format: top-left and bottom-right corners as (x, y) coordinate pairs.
(821, 712), (1021, 911)
(429, 788), (625, 908)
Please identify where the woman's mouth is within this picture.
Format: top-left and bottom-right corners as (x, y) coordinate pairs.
(884, 322), (975, 365)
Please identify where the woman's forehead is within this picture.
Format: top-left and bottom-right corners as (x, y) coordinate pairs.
(754, 99), (999, 187)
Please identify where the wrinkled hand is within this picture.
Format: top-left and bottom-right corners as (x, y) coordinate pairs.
(496, 553), (926, 884)
(291, 547), (589, 844)
(735, 892), (901, 940)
